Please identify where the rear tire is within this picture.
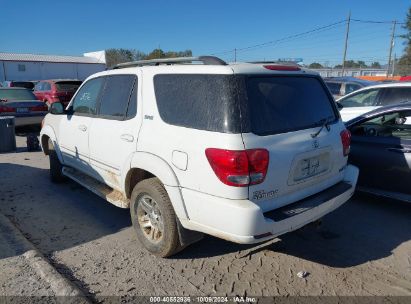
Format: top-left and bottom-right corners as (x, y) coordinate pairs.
(130, 178), (181, 257)
(48, 139), (65, 183)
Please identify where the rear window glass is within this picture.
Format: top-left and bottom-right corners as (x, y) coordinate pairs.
(0, 89), (37, 101)
(154, 74), (242, 133)
(246, 76), (337, 135)
(55, 81), (82, 92)
(380, 87), (411, 105)
(325, 82), (342, 95)
(12, 82), (34, 90)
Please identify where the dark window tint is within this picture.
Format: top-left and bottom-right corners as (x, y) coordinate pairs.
(55, 81), (82, 92)
(98, 75), (136, 119)
(345, 83), (361, 95)
(379, 87), (411, 105)
(34, 82), (43, 91)
(325, 82), (342, 95)
(154, 74), (242, 132)
(0, 89), (37, 100)
(72, 77), (104, 115)
(12, 81), (34, 90)
(246, 76), (337, 135)
(126, 81), (137, 119)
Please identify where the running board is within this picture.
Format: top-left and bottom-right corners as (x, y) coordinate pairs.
(62, 167), (130, 208)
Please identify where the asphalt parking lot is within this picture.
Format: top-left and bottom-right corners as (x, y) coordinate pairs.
(0, 135), (410, 299)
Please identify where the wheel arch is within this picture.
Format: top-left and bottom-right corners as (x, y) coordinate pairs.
(124, 152), (188, 220)
(40, 125), (63, 163)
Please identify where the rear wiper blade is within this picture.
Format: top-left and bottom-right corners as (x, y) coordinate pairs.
(311, 118), (331, 138)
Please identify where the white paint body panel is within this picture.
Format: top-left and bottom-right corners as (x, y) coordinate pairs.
(40, 62), (358, 244)
(340, 106), (379, 122)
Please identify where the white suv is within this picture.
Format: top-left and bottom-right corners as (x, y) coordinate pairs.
(40, 56), (358, 257)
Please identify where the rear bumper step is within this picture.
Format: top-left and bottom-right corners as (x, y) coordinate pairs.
(264, 181), (352, 221)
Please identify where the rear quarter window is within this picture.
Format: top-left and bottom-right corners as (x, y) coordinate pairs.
(245, 76), (337, 135)
(379, 87), (411, 105)
(154, 74), (242, 133)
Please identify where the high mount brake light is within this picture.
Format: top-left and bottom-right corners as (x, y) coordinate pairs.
(205, 148), (269, 187)
(340, 129), (351, 157)
(263, 65), (301, 71)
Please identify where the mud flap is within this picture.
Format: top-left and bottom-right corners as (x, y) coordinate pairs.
(176, 218), (204, 247)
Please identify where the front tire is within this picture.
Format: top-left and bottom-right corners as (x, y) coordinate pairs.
(130, 178), (181, 257)
(48, 139), (65, 183)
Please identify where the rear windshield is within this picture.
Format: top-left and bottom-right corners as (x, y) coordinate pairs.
(154, 74), (336, 135)
(246, 76), (337, 135)
(12, 82), (34, 90)
(0, 89), (37, 101)
(55, 81), (82, 92)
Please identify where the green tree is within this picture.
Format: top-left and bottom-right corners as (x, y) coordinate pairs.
(371, 61), (381, 68)
(308, 62), (323, 68)
(105, 48), (145, 67)
(105, 48), (193, 67)
(397, 7), (411, 75)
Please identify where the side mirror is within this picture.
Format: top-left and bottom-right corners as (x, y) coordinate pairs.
(336, 102), (343, 110)
(49, 102), (64, 115)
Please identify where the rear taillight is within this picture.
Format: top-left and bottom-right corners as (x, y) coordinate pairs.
(205, 148), (269, 187)
(263, 65), (301, 71)
(0, 105), (14, 113)
(30, 104), (48, 112)
(340, 129), (351, 157)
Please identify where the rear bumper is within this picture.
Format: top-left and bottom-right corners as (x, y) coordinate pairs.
(180, 164), (359, 244)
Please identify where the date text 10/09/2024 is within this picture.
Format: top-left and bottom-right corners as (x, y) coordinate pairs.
(149, 296), (258, 303)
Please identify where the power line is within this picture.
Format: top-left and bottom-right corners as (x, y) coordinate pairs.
(211, 19), (347, 55)
(352, 18), (405, 25)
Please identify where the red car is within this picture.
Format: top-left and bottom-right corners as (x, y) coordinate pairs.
(33, 79), (82, 106)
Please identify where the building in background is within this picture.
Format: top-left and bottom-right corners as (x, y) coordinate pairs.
(311, 67), (388, 78)
(0, 51), (106, 82)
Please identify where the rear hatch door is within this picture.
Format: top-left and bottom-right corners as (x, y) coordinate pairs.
(241, 75), (347, 212)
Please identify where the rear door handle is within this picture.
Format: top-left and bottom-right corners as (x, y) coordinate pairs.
(387, 147), (411, 153)
(120, 134), (134, 142)
(78, 125), (87, 132)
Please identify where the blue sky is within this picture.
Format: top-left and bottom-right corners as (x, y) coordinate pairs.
(1, 0), (409, 66)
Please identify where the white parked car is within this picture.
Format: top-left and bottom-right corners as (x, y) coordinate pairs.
(338, 82), (411, 122)
(40, 56), (358, 257)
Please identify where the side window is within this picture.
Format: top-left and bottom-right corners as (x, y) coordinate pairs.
(339, 89), (379, 108)
(351, 110), (411, 139)
(44, 82), (51, 91)
(345, 83), (361, 95)
(98, 75), (136, 119)
(379, 88), (411, 105)
(34, 82), (43, 91)
(71, 77), (105, 115)
(325, 82), (342, 95)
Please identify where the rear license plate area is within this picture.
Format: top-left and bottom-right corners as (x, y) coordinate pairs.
(292, 152), (330, 183)
(16, 107), (29, 113)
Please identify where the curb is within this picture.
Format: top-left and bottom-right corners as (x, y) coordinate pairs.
(0, 212), (90, 301)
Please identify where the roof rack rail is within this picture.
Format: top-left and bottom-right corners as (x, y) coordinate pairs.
(112, 56), (227, 69)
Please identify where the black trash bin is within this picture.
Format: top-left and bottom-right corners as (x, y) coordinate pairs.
(0, 116), (16, 153)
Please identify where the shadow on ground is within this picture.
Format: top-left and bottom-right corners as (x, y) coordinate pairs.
(174, 193), (411, 268)
(0, 162), (130, 260)
(0, 160), (410, 268)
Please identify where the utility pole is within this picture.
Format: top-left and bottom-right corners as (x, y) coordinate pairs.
(341, 11), (351, 76)
(387, 20), (396, 77)
(234, 48), (237, 62)
(392, 53), (396, 76)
